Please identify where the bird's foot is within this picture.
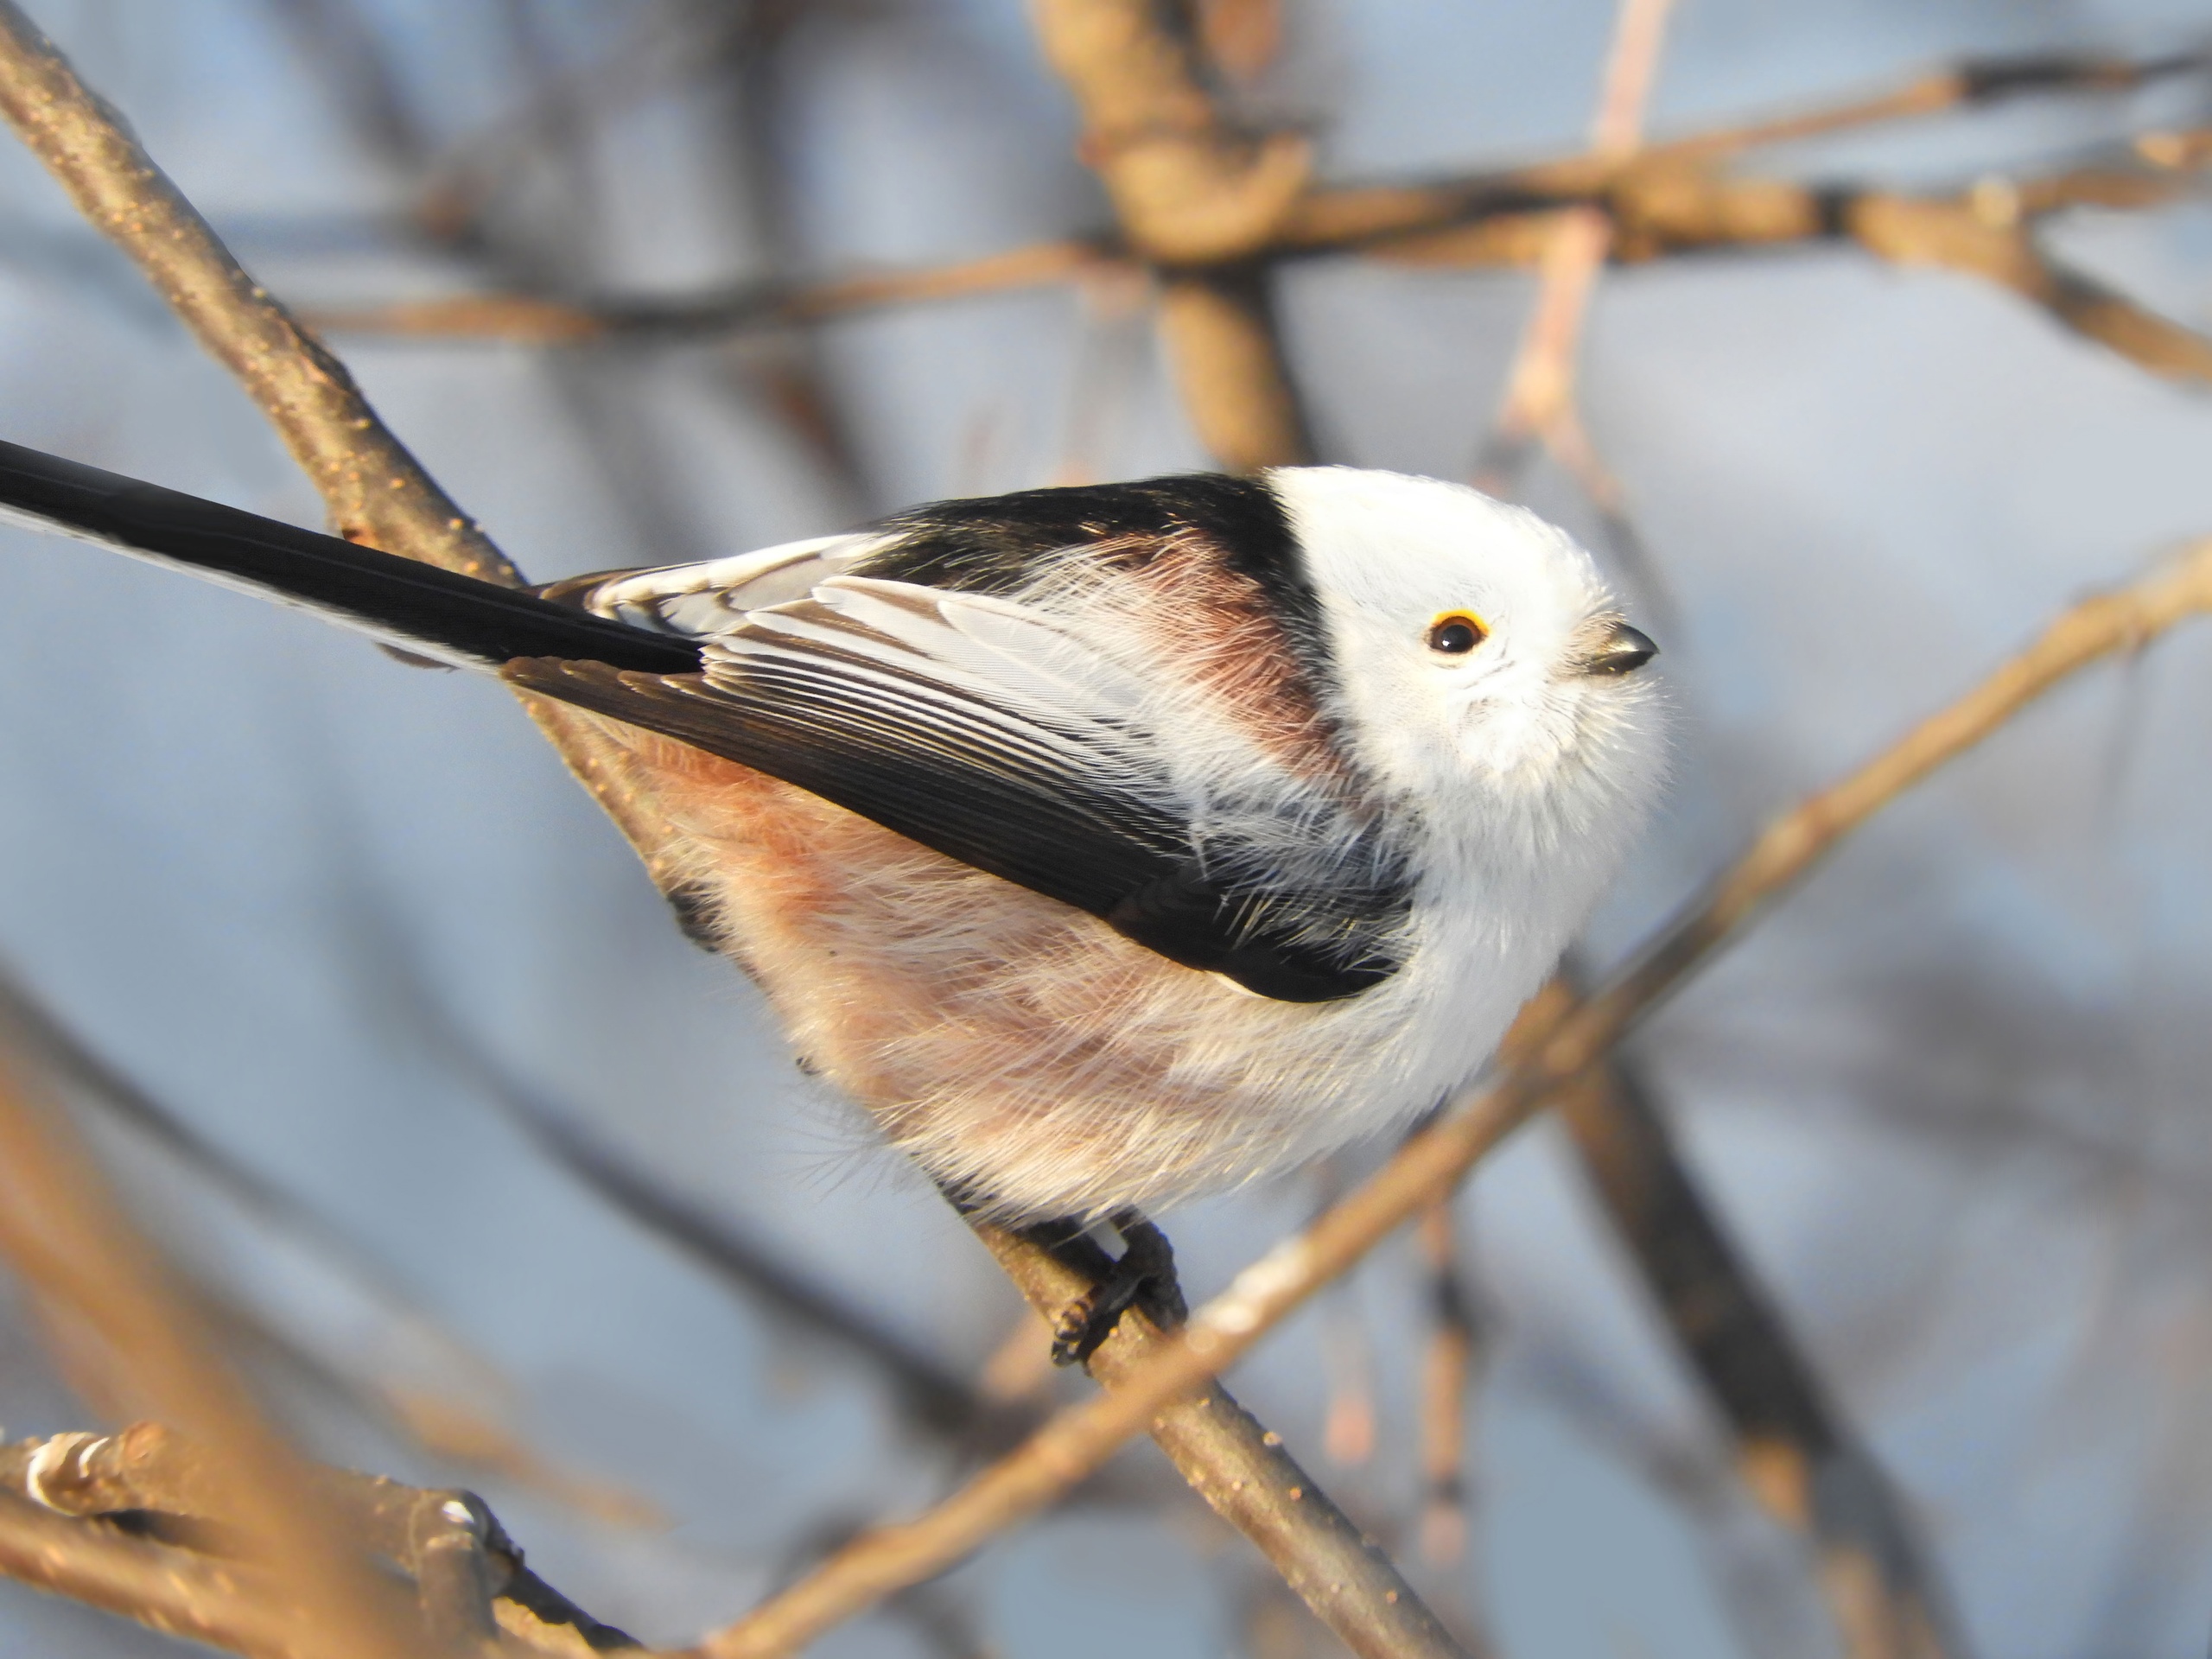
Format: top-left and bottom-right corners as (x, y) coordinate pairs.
(1048, 1211), (1187, 1368)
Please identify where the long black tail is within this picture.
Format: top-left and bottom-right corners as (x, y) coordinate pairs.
(0, 438), (700, 676)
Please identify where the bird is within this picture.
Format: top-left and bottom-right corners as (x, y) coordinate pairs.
(0, 439), (1664, 1356)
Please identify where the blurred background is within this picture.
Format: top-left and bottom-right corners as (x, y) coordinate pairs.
(2, 1), (2211, 1655)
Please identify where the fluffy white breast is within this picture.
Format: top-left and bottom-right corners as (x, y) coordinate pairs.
(1268, 464), (1669, 1070)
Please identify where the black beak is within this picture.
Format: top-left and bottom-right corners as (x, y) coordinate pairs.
(1582, 620), (1657, 677)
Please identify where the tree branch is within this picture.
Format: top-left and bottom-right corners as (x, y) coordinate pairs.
(0, 1423), (639, 1656)
(0, 1484), (306, 1659)
(1033, 0), (1314, 470)
(296, 48), (2212, 397)
(1480, 0), (1673, 474)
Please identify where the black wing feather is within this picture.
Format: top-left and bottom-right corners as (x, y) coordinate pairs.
(503, 652), (1404, 1002)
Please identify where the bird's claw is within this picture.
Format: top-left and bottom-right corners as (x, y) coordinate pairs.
(1049, 1214), (1186, 1367)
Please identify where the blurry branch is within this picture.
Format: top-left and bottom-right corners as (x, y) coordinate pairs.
(1273, 45), (2209, 251)
(1196, 0), (1283, 85)
(1031, 0), (1314, 470)
(1842, 187), (2212, 383)
(309, 48), (2212, 388)
(703, 1222), (1477, 1659)
(0, 963), (660, 1529)
(1656, 48), (2209, 163)
(693, 532), (2212, 1639)
(1318, 1233), (1378, 1469)
(415, 2), (747, 248)
(0, 8), (1465, 1650)
(0, 1423), (639, 1656)
(0, 1479), (305, 1659)
(314, 168), (2212, 389)
(1032, 0), (1309, 264)
(1557, 1058), (1961, 1659)
(709, 0), (875, 505)
(0, 1014), (443, 1659)
(261, 0), (434, 175)
(307, 239), (1119, 342)
(1476, 0), (1673, 492)
(2139, 128), (2212, 170)
(1413, 1195), (1479, 1568)
(1303, 137), (2212, 385)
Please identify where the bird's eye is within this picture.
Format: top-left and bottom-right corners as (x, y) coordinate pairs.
(1427, 612), (1488, 656)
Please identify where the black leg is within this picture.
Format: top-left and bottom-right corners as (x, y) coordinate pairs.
(935, 1182), (1189, 1369)
(1040, 1209), (1188, 1368)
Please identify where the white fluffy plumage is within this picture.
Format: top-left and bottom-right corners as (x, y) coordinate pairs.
(574, 467), (1668, 1221)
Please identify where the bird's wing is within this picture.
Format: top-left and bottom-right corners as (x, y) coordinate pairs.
(506, 574), (1406, 1001)
(543, 533), (890, 638)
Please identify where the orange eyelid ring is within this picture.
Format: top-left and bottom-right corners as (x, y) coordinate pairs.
(1426, 611), (1489, 655)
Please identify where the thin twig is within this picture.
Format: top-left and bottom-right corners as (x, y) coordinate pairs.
(1276, 44), (2209, 252)
(1478, 0), (1663, 455)
(1474, 0), (1675, 652)
(1479, 0), (1672, 467)
(1656, 49), (2210, 165)
(308, 242), (1116, 341)
(686, 531), (2212, 1643)
(1316, 1168), (1379, 1471)
(294, 47), (2210, 378)
(312, 165), (2212, 393)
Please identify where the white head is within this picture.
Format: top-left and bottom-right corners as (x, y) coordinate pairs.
(1269, 467), (1667, 868)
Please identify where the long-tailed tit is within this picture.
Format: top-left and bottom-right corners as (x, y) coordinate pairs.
(0, 441), (1663, 1271)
